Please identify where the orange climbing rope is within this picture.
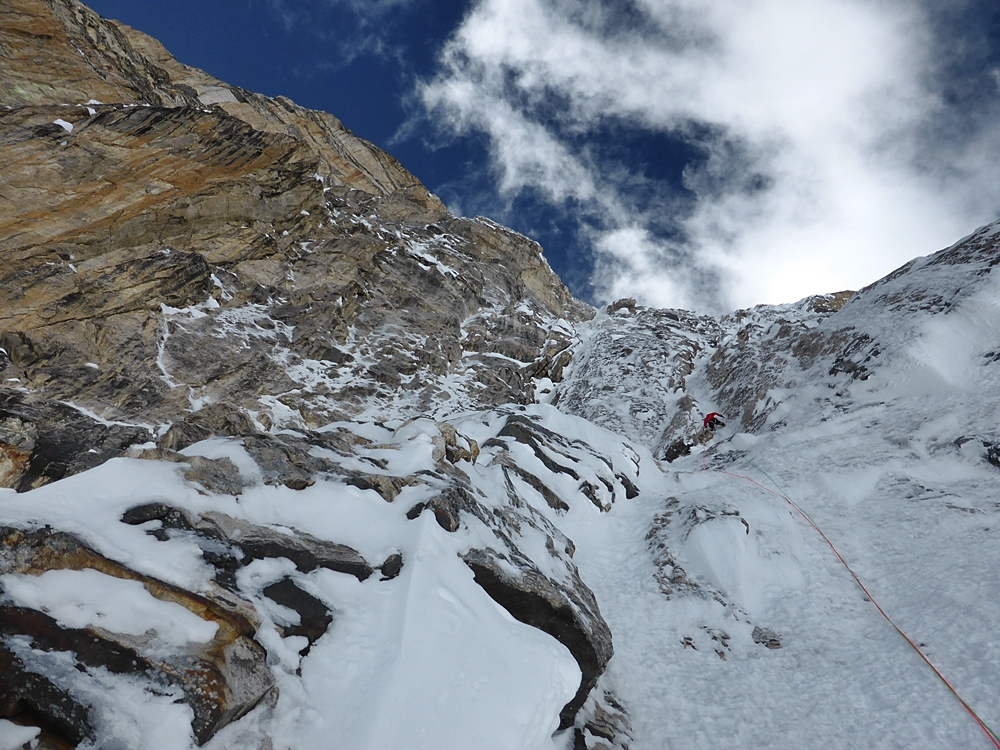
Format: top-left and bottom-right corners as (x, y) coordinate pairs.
(702, 454), (1000, 749)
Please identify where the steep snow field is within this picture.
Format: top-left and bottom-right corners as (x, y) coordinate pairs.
(0, 420), (587, 750)
(562, 228), (1000, 748)
(574, 413), (1000, 748)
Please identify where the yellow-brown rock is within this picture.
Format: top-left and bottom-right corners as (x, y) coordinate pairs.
(0, 0), (592, 432)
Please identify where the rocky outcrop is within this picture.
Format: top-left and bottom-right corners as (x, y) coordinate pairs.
(556, 304), (722, 456)
(121, 504), (375, 583)
(574, 689), (634, 750)
(465, 549), (611, 729)
(702, 292), (858, 433)
(0, 0), (591, 434)
(466, 412), (644, 726)
(557, 293), (860, 457)
(0, 525), (276, 745)
(379, 411), (625, 728)
(0, 389), (152, 492)
(1, 0), (420, 195)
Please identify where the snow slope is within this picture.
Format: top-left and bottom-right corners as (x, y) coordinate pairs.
(3, 221), (1000, 749)
(555, 219), (1000, 748)
(0, 405), (638, 749)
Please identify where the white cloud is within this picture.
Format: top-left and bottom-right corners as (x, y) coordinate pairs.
(420, 0), (1000, 313)
(593, 226), (695, 309)
(424, 77), (596, 202)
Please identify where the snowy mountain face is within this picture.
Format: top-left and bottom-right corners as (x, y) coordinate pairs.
(555, 223), (1000, 749)
(3, 3), (1000, 750)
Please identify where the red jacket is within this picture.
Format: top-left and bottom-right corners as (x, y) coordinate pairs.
(703, 412), (723, 428)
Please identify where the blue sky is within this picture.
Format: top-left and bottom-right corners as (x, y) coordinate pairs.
(85, 0), (1000, 313)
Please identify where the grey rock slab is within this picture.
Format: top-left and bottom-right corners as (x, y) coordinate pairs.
(194, 511), (373, 581)
(0, 389), (152, 492)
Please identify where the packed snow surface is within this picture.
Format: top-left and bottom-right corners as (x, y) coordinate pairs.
(0, 721), (39, 750)
(556, 228), (1000, 748)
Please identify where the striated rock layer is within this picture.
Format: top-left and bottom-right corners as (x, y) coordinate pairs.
(0, 0), (590, 433)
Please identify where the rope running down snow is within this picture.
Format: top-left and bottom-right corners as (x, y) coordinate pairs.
(702, 454), (1000, 749)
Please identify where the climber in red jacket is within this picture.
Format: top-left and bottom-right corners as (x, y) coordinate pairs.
(703, 412), (726, 431)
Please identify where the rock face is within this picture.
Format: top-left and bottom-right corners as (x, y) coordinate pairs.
(0, 1), (602, 745)
(0, 389), (152, 491)
(557, 292), (859, 459)
(0, 0), (590, 432)
(557, 222), (1000, 462)
(556, 305), (722, 456)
